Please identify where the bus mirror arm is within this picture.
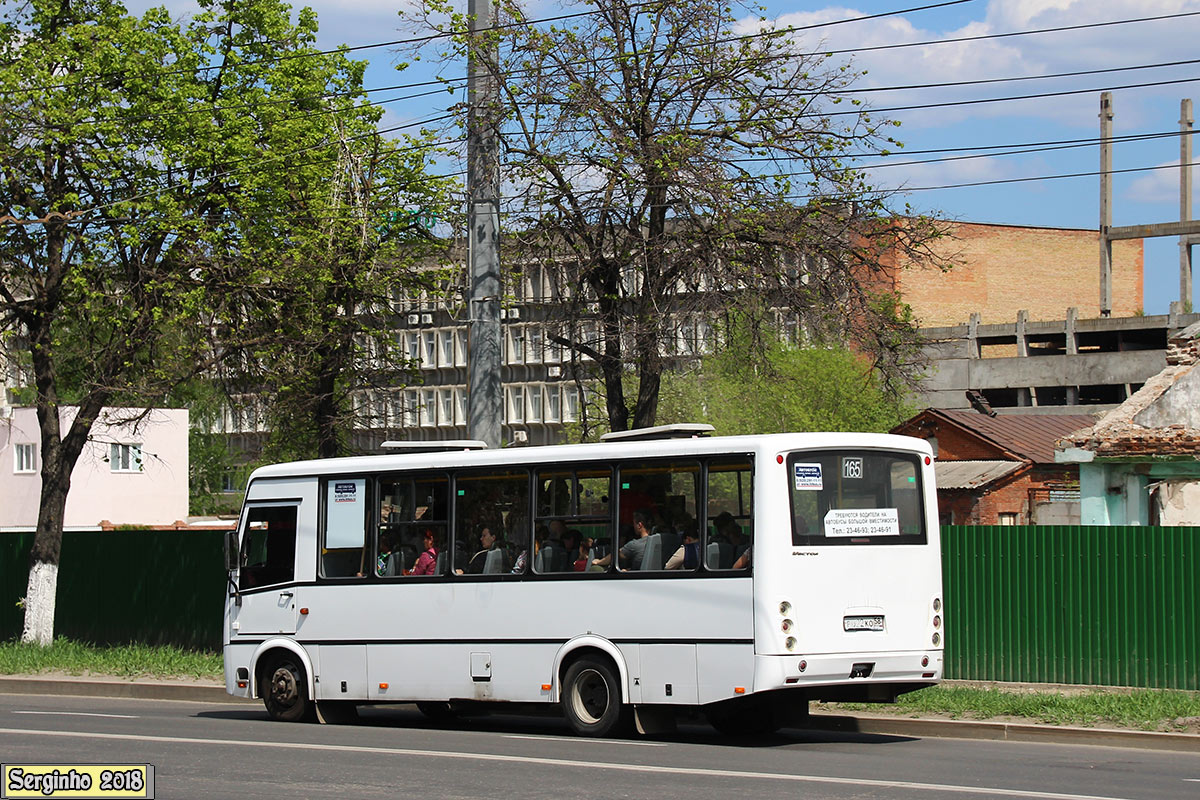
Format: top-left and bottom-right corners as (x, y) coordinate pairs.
(227, 573), (241, 607)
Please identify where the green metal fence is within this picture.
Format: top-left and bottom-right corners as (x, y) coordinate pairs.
(3, 526), (1198, 689)
(1, 530), (226, 650)
(943, 525), (1200, 690)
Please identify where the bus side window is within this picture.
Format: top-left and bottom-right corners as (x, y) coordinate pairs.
(535, 467), (611, 574)
(322, 478), (368, 578)
(706, 459), (753, 571)
(239, 505), (297, 590)
(452, 468), (529, 576)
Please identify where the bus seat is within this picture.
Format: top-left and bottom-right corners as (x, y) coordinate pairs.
(640, 534), (662, 570)
(483, 548), (504, 574)
(707, 541), (732, 570)
(659, 531), (680, 565)
(435, 552), (447, 575)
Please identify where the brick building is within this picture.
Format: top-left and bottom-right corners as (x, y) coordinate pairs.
(892, 409), (1098, 525)
(879, 221), (1143, 327)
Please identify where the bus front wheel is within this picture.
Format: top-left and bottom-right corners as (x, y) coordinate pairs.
(263, 656), (313, 723)
(562, 657), (629, 737)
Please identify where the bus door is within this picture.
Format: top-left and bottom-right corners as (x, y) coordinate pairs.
(233, 503), (301, 635)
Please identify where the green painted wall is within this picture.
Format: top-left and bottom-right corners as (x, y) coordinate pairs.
(1, 530), (225, 650)
(943, 525), (1199, 689)
(3, 526), (1197, 691)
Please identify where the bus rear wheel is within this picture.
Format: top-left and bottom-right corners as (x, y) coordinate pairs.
(263, 656), (313, 723)
(562, 657), (629, 737)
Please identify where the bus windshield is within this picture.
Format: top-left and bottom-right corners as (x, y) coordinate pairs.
(787, 450), (926, 546)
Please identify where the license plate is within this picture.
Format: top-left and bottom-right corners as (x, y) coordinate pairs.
(844, 615), (885, 632)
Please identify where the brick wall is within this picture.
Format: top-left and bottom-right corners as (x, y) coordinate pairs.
(889, 221), (1143, 327)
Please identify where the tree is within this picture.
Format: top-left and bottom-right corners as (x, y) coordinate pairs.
(210, 114), (456, 462)
(407, 0), (945, 432)
(0, 0), (446, 643)
(654, 314), (914, 436)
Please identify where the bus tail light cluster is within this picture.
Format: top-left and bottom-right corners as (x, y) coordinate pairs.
(931, 596), (943, 647)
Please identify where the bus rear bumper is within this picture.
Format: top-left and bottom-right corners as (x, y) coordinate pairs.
(754, 650), (942, 698)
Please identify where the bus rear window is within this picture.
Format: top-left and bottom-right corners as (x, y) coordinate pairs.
(787, 450), (925, 546)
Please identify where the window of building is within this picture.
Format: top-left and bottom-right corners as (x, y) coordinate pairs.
(507, 327), (525, 364)
(998, 512), (1019, 526)
(439, 330), (454, 367)
(507, 385), (525, 423)
(454, 388), (467, 425)
(404, 391), (420, 428)
(422, 331), (436, 368)
(454, 329), (467, 367)
(421, 390), (436, 427)
(527, 384), (543, 422)
(563, 388), (580, 422)
(546, 388), (561, 422)
(405, 332), (420, 362)
(14, 443), (36, 473)
(526, 327), (543, 364)
(109, 443), (142, 473)
(439, 389), (454, 426)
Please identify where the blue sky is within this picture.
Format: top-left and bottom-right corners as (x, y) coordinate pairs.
(139, 0), (1200, 314)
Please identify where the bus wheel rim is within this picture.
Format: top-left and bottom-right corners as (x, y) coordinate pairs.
(572, 668), (609, 724)
(271, 666), (299, 708)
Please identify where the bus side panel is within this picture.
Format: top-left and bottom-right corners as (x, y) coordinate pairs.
(696, 644), (755, 704)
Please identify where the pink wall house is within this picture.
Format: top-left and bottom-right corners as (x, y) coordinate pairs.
(0, 407), (189, 530)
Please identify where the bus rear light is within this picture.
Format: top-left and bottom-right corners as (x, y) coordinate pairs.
(933, 615), (941, 628)
(923, 672), (936, 678)
(541, 684), (552, 691)
(785, 637), (796, 651)
(779, 601), (791, 615)
(921, 656), (929, 668)
(933, 598), (941, 612)
(299, 608), (309, 616)
(798, 660), (807, 672)
(781, 619), (793, 633)
(925, 456), (931, 465)
(785, 677), (800, 684)
(734, 687), (746, 694)
(932, 632), (941, 646)
(379, 683), (388, 690)
(237, 681), (247, 689)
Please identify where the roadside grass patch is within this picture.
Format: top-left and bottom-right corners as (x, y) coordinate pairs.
(822, 685), (1200, 732)
(0, 639), (221, 680)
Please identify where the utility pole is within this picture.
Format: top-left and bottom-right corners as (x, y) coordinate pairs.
(466, 0), (502, 448)
(1181, 99), (1194, 310)
(1099, 92), (1113, 318)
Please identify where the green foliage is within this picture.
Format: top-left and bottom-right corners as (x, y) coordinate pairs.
(825, 685), (1200, 733)
(0, 638), (221, 680)
(655, 319), (913, 436)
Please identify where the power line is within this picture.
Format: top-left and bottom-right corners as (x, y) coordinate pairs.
(5, 0), (972, 97)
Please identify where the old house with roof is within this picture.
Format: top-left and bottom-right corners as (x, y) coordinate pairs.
(1056, 322), (1200, 525)
(892, 408), (1097, 526)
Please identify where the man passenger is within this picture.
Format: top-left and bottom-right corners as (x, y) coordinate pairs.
(592, 510), (653, 570)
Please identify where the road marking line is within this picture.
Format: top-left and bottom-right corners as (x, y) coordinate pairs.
(13, 711), (139, 719)
(503, 734), (666, 747)
(0, 727), (1137, 800)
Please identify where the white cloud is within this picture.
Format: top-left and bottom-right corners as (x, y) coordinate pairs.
(1125, 158), (1198, 204)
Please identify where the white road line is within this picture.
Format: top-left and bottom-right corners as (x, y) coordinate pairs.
(0, 726), (1139, 799)
(13, 711), (140, 719)
(503, 733), (666, 747)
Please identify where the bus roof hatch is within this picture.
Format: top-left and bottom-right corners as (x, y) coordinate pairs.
(599, 423), (715, 442)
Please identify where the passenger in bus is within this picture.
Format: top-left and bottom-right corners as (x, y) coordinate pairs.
(371, 532), (398, 577)
(665, 529), (701, 570)
(571, 532), (592, 571)
(407, 528), (440, 576)
(456, 525), (501, 575)
(592, 510), (652, 570)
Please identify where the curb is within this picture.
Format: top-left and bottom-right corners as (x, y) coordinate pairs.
(1, 676), (1195, 751)
(807, 712), (1200, 753)
(0, 676), (247, 705)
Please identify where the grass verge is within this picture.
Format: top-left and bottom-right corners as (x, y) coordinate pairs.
(0, 639), (221, 681)
(822, 684), (1200, 732)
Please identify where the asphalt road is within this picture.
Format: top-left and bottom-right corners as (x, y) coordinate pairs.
(1, 693), (1198, 800)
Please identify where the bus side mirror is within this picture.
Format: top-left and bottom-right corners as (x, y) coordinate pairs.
(225, 530), (240, 571)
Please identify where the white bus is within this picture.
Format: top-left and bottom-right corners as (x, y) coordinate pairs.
(223, 425), (943, 736)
